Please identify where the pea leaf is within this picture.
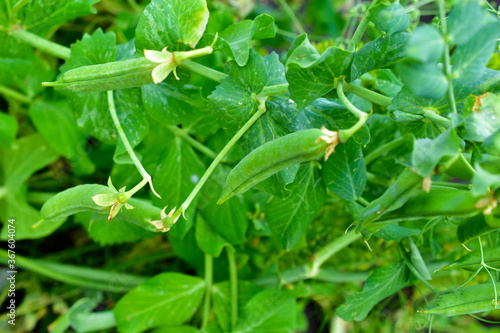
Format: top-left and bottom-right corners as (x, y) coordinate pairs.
(351, 32), (409, 81)
(135, 0), (209, 53)
(462, 93), (500, 142)
(114, 273), (205, 333)
(152, 136), (206, 238)
(213, 14), (276, 66)
(336, 261), (409, 321)
(29, 100), (94, 175)
(235, 289), (296, 333)
(447, 0), (496, 45)
(412, 129), (462, 177)
(195, 215), (231, 257)
(286, 34), (353, 109)
(397, 62), (448, 100)
(212, 281), (263, 332)
(152, 326), (199, 333)
(423, 283), (500, 316)
(471, 162), (500, 196)
(323, 140), (367, 202)
(405, 26), (444, 64)
(17, 0), (99, 35)
(169, 227), (205, 270)
(368, 1), (410, 36)
(452, 21), (500, 81)
(266, 162), (326, 251)
(0, 112), (17, 148)
(199, 166), (248, 245)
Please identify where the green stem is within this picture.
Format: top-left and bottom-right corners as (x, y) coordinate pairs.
(10, 28), (71, 60)
(337, 80), (369, 142)
(309, 230), (362, 277)
(227, 247), (238, 330)
(0, 250), (137, 292)
(364, 136), (406, 165)
(346, 0), (378, 52)
(275, 0), (305, 34)
(168, 96), (268, 221)
(167, 125), (218, 161)
(202, 254), (213, 331)
(423, 110), (450, 128)
(107, 91), (161, 198)
(343, 82), (392, 107)
(181, 59), (227, 83)
(0, 85), (31, 103)
(437, 0), (458, 122)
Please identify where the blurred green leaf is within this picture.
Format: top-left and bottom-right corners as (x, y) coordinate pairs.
(0, 112), (17, 148)
(368, 1), (409, 36)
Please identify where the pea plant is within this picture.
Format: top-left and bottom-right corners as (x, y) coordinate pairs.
(1, 0), (500, 332)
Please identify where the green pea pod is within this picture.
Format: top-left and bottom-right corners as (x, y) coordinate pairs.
(38, 184), (161, 232)
(422, 283), (500, 316)
(356, 168), (423, 234)
(457, 214), (499, 244)
(42, 57), (156, 92)
(442, 247), (500, 272)
(218, 129), (333, 204)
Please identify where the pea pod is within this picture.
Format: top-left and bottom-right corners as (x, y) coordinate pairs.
(457, 214), (499, 244)
(218, 128), (336, 204)
(422, 283), (500, 316)
(42, 57), (157, 92)
(38, 184), (162, 232)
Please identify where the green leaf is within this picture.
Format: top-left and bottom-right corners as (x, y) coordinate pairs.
(457, 214), (498, 244)
(336, 261), (408, 321)
(195, 215), (231, 257)
(199, 166), (248, 245)
(0, 112), (17, 148)
(471, 162), (500, 196)
(135, 0), (209, 52)
(412, 129), (462, 177)
(397, 62), (448, 100)
(18, 0), (99, 35)
(29, 100), (94, 175)
(235, 289), (296, 333)
(266, 162), (326, 250)
(323, 140), (367, 201)
(452, 22), (500, 81)
(442, 247), (500, 272)
(286, 36), (353, 109)
(368, 1), (410, 36)
(462, 93), (500, 142)
(152, 326), (200, 333)
(447, 0), (496, 45)
(351, 32), (409, 81)
(405, 25), (444, 64)
(373, 224), (420, 241)
(214, 14), (276, 66)
(61, 28), (116, 73)
(212, 280), (263, 332)
(152, 136), (206, 238)
(169, 227), (204, 270)
(114, 273), (205, 333)
(388, 85), (447, 115)
(423, 283), (500, 316)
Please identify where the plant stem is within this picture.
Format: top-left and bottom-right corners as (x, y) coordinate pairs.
(309, 230), (362, 277)
(437, 0), (458, 123)
(0, 85), (31, 103)
(202, 254), (213, 331)
(168, 96), (268, 221)
(107, 91), (161, 198)
(343, 82), (392, 107)
(275, 0), (305, 34)
(10, 28), (71, 59)
(227, 247), (238, 330)
(337, 80), (369, 142)
(422, 110), (450, 128)
(365, 136), (406, 165)
(346, 0), (378, 52)
(181, 59), (227, 83)
(167, 125), (218, 160)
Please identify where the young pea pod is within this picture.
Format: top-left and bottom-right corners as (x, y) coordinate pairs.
(422, 283), (500, 316)
(218, 128), (338, 204)
(42, 57), (157, 92)
(38, 184), (162, 232)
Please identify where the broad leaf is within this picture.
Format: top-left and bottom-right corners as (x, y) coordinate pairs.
(405, 25), (444, 64)
(267, 162), (326, 250)
(448, 0), (496, 45)
(114, 273), (205, 333)
(0, 112), (17, 148)
(462, 93), (500, 142)
(368, 1), (409, 36)
(323, 140), (367, 201)
(195, 215), (231, 257)
(135, 0), (209, 52)
(398, 62), (448, 100)
(336, 261), (409, 321)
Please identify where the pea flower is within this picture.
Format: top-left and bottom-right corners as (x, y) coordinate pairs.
(92, 178), (135, 222)
(317, 126), (340, 160)
(148, 206), (181, 232)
